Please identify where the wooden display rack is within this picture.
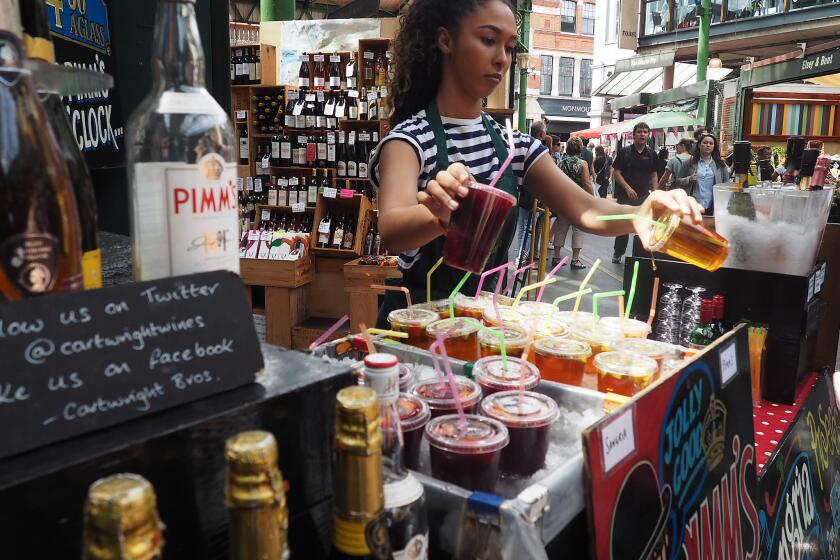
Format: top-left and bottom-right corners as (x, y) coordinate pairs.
(344, 258), (402, 329)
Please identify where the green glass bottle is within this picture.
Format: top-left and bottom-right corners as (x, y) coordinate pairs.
(688, 299), (715, 350)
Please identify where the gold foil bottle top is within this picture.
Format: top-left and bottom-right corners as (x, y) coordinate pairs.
(335, 386), (382, 454)
(225, 430), (288, 510)
(82, 474), (164, 560)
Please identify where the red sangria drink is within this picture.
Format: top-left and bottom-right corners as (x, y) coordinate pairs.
(388, 308), (439, 349)
(426, 414), (509, 492)
(480, 390), (559, 477)
(443, 182), (517, 273)
(397, 392), (431, 471)
(398, 363), (416, 392)
(473, 355), (540, 395)
(426, 318), (481, 362)
(411, 376), (483, 418)
(533, 337), (591, 386)
(478, 326), (528, 358)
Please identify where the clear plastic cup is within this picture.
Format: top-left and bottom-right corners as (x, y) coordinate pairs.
(411, 376), (483, 418)
(443, 183), (517, 273)
(518, 315), (570, 361)
(481, 305), (524, 328)
(478, 326), (528, 358)
(648, 213), (729, 272)
(556, 310), (596, 329)
(595, 351), (659, 397)
(452, 293), (487, 320)
(413, 299), (452, 319)
(398, 363), (417, 392)
(397, 392), (431, 471)
(569, 324), (621, 375)
(426, 318), (481, 362)
(473, 355), (540, 395)
(387, 308), (439, 349)
(616, 338), (671, 374)
(480, 390), (559, 476)
(598, 316), (652, 339)
(515, 301), (557, 318)
(533, 337), (592, 386)
(425, 414), (509, 492)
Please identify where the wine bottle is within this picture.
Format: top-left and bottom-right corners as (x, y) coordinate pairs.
(305, 92), (317, 129)
(0, 10), (83, 301)
(82, 474), (164, 560)
(255, 46), (261, 84)
(329, 53), (342, 90)
(337, 131), (347, 178)
(313, 53), (326, 90)
(234, 48), (244, 85)
(317, 212), (332, 248)
(21, 0), (102, 289)
(375, 52), (387, 87)
(346, 51), (357, 90)
(317, 133), (328, 168)
(299, 54), (310, 88)
(726, 140), (756, 220)
(357, 133), (369, 179)
(270, 134), (280, 167)
(798, 148), (819, 191)
(248, 47), (257, 85)
(342, 214), (355, 251)
(347, 131), (358, 178)
(332, 214), (345, 249)
(359, 89), (368, 121)
(331, 386), (391, 559)
(239, 126), (249, 165)
(308, 169), (318, 207)
(280, 132), (292, 167)
(316, 91), (327, 129)
(127, 0), (239, 280)
(363, 51), (375, 88)
(225, 431), (289, 560)
(327, 131), (337, 167)
(285, 91), (296, 128)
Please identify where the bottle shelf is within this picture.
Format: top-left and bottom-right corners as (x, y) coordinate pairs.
(257, 205), (316, 213)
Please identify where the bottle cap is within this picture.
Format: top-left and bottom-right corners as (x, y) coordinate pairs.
(225, 431), (288, 511)
(335, 386), (382, 454)
(364, 353), (399, 403)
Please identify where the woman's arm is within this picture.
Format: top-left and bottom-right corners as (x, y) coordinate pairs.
(580, 162), (596, 196)
(658, 168), (672, 190)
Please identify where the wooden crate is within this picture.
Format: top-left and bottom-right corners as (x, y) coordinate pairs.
(344, 258), (402, 329)
(311, 193), (373, 258)
(260, 44), (278, 85)
(308, 256), (352, 320)
(292, 318), (350, 352)
(240, 257), (313, 288)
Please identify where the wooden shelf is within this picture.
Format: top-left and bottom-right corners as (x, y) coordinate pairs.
(257, 205), (316, 213)
(240, 257), (313, 289)
(270, 166), (337, 173)
(311, 247), (359, 258)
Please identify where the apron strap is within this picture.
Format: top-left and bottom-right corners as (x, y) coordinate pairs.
(424, 103), (451, 173)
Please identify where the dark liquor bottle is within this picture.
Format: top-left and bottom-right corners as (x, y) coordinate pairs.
(270, 134), (281, 167)
(304, 92), (317, 129)
(320, 170), (331, 198)
(336, 131), (347, 178)
(313, 53), (326, 90)
(279, 132), (292, 167)
(285, 91), (297, 128)
(315, 91), (327, 129)
(248, 47), (257, 85)
(347, 131), (358, 178)
(298, 54), (310, 88)
(359, 89), (368, 121)
(329, 53), (342, 90)
(348, 91), (359, 120)
(308, 170), (318, 207)
(727, 140), (756, 219)
(711, 295), (726, 341)
(334, 93), (347, 122)
(306, 135), (317, 168)
(294, 94), (307, 130)
(324, 93), (337, 129)
(688, 299), (715, 350)
(364, 223), (374, 255)
(317, 212), (332, 248)
(0, 12), (83, 301)
(317, 133), (328, 168)
(783, 136), (805, 184)
(363, 51), (375, 88)
(297, 175), (307, 204)
(798, 149), (820, 191)
(327, 131), (337, 167)
(357, 133), (369, 179)
(240, 126), (250, 165)
(254, 46), (261, 84)
(234, 48), (244, 85)
(342, 214), (355, 251)
(330, 386), (391, 559)
(346, 51), (357, 90)
(332, 214), (345, 249)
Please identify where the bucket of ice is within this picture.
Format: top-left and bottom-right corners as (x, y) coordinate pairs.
(712, 185), (833, 276)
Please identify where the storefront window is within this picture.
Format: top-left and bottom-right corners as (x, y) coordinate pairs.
(580, 59), (592, 96)
(605, 0), (618, 43)
(540, 55), (553, 95)
(561, 1), (577, 33)
(726, 0), (784, 19)
(788, 0), (837, 9)
(558, 57), (574, 96)
(674, 0), (721, 29)
(582, 3), (595, 35)
(643, 0), (671, 35)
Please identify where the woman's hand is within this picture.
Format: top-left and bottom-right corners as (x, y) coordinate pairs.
(634, 189), (704, 248)
(416, 162), (473, 225)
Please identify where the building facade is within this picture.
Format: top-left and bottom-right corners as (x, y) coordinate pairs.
(588, 0), (634, 129)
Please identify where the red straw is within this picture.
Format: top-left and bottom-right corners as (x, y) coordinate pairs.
(308, 314), (349, 351)
(434, 333), (468, 429)
(507, 263), (535, 297)
(537, 256), (568, 302)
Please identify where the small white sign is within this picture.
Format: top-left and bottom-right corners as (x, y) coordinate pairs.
(236, 177), (244, 191)
(305, 94), (316, 102)
(317, 91), (325, 102)
(330, 55), (341, 63)
(246, 176), (254, 190)
(323, 187), (337, 199)
(719, 341), (738, 386)
(291, 202), (306, 213)
(254, 178), (263, 192)
(364, 51), (374, 60)
(261, 209), (271, 221)
(313, 54), (325, 62)
(235, 110), (247, 120)
(299, 54), (309, 62)
(367, 92), (378, 103)
(347, 89), (359, 98)
(261, 155), (270, 169)
(601, 408), (636, 473)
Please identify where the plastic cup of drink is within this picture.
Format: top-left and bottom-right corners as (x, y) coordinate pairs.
(443, 183), (517, 273)
(599, 316), (652, 339)
(481, 305), (524, 328)
(595, 351), (659, 397)
(387, 308), (439, 349)
(569, 324), (621, 375)
(397, 392), (431, 471)
(515, 301), (557, 319)
(425, 414), (509, 492)
(398, 363), (416, 392)
(518, 316), (570, 361)
(414, 299), (452, 319)
(473, 355), (540, 395)
(478, 326), (528, 358)
(616, 338), (671, 375)
(426, 318), (481, 362)
(453, 293), (487, 321)
(648, 213), (729, 272)
(411, 376), (483, 418)
(533, 337), (592, 386)
(556, 310), (596, 330)
(480, 390), (559, 477)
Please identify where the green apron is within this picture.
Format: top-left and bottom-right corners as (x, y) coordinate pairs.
(375, 102), (519, 328)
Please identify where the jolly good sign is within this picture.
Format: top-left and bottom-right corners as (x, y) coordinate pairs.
(0, 271), (263, 459)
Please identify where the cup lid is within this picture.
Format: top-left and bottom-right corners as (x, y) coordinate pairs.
(397, 392), (431, 431)
(599, 316), (652, 336)
(469, 182), (517, 205)
(594, 351), (659, 378)
(425, 414), (509, 453)
(518, 316), (570, 339)
(480, 390), (559, 428)
(481, 305), (524, 326)
(515, 301), (557, 318)
(648, 213), (681, 252)
(473, 356), (540, 388)
(426, 318), (480, 338)
(414, 299), (450, 314)
(387, 307), (439, 327)
(534, 337), (592, 359)
(454, 293), (486, 311)
(411, 376), (483, 409)
(364, 353), (399, 369)
(478, 326), (528, 348)
(617, 338), (670, 358)
(570, 323), (621, 347)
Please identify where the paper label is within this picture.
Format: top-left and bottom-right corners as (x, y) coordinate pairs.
(323, 187), (337, 199)
(261, 155), (270, 169)
(719, 341), (738, 386)
(340, 189), (355, 198)
(261, 209), (271, 221)
(305, 94), (316, 102)
(330, 55), (341, 63)
(235, 110), (246, 120)
(254, 178), (263, 192)
(299, 54), (309, 62)
(601, 407), (636, 473)
(236, 177), (243, 191)
(347, 89), (359, 98)
(364, 51), (374, 60)
(313, 54), (325, 62)
(158, 91), (226, 116)
(246, 176), (254, 191)
(291, 202), (305, 213)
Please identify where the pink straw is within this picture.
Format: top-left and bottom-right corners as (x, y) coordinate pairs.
(507, 263), (535, 297)
(434, 333), (467, 429)
(488, 118), (516, 190)
(536, 256), (568, 302)
(491, 262), (515, 325)
(475, 261), (515, 298)
(308, 314), (349, 351)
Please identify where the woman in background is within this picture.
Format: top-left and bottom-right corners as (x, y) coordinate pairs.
(593, 145), (612, 198)
(672, 133), (729, 214)
(550, 137), (594, 270)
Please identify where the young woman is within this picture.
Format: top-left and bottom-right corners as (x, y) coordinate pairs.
(672, 133), (729, 214)
(550, 137), (594, 270)
(370, 0), (703, 326)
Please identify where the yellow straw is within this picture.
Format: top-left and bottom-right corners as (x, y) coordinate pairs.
(427, 257), (444, 304)
(513, 277), (557, 307)
(592, 290), (625, 323)
(552, 288), (593, 308)
(367, 328), (409, 339)
(573, 259), (601, 312)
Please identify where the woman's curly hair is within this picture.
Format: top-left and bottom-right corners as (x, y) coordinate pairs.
(388, 0), (515, 127)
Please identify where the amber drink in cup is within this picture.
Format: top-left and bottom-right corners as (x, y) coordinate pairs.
(595, 351), (659, 397)
(599, 316), (652, 339)
(533, 337), (591, 386)
(648, 213), (729, 272)
(426, 318), (481, 362)
(388, 308), (439, 349)
(478, 326), (528, 358)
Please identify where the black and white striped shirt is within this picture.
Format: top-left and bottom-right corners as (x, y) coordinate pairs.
(370, 109), (547, 271)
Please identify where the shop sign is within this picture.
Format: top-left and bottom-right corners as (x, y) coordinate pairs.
(583, 326), (760, 559)
(615, 50), (675, 74)
(538, 97), (591, 118)
(0, 271), (263, 460)
(618, 0), (639, 51)
(45, 0), (125, 169)
(757, 374), (840, 559)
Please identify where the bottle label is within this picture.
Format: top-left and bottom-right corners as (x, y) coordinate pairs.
(393, 533), (429, 560)
(348, 162), (357, 177)
(327, 145), (336, 162)
(82, 249), (103, 290)
(239, 138), (249, 160)
(0, 233), (60, 298)
(358, 162), (369, 179)
(271, 142), (280, 159)
(367, 366), (399, 402)
(314, 76), (325, 88)
(131, 155), (239, 278)
(337, 161), (347, 177)
(299, 78), (310, 87)
(280, 142), (292, 160)
(347, 76), (357, 89)
(329, 77), (341, 87)
(332, 228), (344, 246)
(317, 143), (327, 161)
(333, 513), (390, 558)
(308, 186), (318, 203)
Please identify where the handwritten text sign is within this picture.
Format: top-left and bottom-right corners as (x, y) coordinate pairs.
(0, 271), (263, 459)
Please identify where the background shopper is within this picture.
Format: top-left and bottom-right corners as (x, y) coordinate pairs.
(550, 137), (594, 270)
(672, 132), (729, 214)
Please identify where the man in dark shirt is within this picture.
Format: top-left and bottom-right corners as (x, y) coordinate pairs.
(611, 122), (658, 263)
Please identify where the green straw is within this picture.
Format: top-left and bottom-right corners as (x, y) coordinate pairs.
(427, 256), (444, 304)
(624, 261), (640, 319)
(474, 323), (507, 367)
(552, 288), (593, 308)
(448, 272), (473, 325)
(592, 290), (625, 323)
(596, 214), (663, 227)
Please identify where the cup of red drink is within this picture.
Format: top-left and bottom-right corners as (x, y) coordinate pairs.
(443, 182), (517, 273)
(533, 337), (591, 386)
(480, 390), (558, 477)
(425, 414), (509, 492)
(411, 376), (483, 418)
(478, 326), (528, 358)
(595, 351), (659, 397)
(388, 308), (439, 349)
(397, 392), (431, 471)
(426, 318), (481, 362)
(473, 355), (540, 395)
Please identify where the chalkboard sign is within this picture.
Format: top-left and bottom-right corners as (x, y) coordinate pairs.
(0, 271), (263, 459)
(583, 326), (761, 560)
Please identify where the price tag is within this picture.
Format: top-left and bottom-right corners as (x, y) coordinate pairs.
(289, 176), (299, 186)
(305, 94), (316, 102)
(379, 86), (388, 97)
(313, 54), (325, 62)
(318, 221), (331, 234)
(364, 51), (374, 60)
(292, 100), (304, 116)
(261, 209), (271, 221)
(236, 177), (244, 191)
(317, 91), (326, 103)
(359, 133), (370, 142)
(340, 189), (355, 198)
(330, 55), (341, 63)
(246, 176), (254, 190)
(367, 92), (378, 103)
(254, 178), (263, 192)
(261, 155), (270, 169)
(601, 407), (636, 473)
(278, 178), (289, 187)
(718, 341), (738, 386)
(236, 110), (247, 120)
(299, 54), (310, 62)
(323, 187), (337, 199)
(298, 135), (308, 144)
(291, 202), (305, 213)
(347, 89), (359, 98)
